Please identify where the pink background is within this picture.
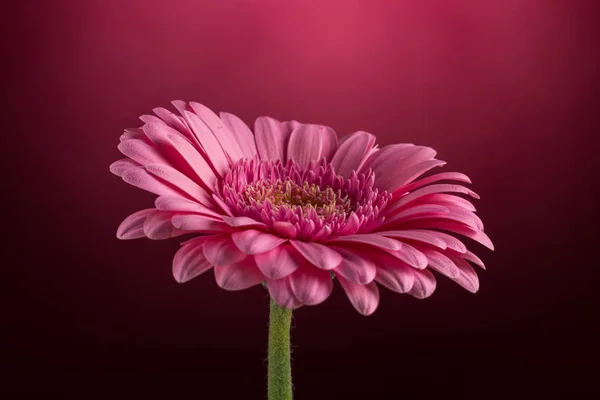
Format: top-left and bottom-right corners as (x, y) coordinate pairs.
(6, 0), (598, 393)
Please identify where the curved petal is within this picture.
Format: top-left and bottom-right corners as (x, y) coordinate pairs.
(272, 221), (298, 239)
(337, 276), (380, 316)
(289, 266), (333, 306)
(399, 172), (472, 194)
(408, 269), (437, 299)
(330, 131), (376, 178)
(418, 247), (460, 278)
(382, 205), (449, 227)
(172, 237), (213, 283)
(372, 252), (415, 293)
(461, 250), (486, 269)
(213, 258), (265, 291)
(290, 240), (342, 270)
(254, 244), (303, 279)
(326, 234), (401, 251)
(143, 123), (218, 189)
(231, 229), (287, 255)
(155, 196), (221, 219)
(254, 116), (291, 162)
(182, 110), (229, 176)
(203, 235), (248, 267)
(448, 256), (480, 293)
(332, 247), (377, 285)
(391, 184), (480, 212)
(143, 210), (185, 240)
(388, 160), (447, 194)
(109, 158), (139, 177)
(287, 124), (330, 168)
(153, 107), (190, 134)
(267, 277), (303, 309)
(116, 208), (155, 239)
(121, 167), (185, 198)
(387, 243), (428, 269)
(379, 230), (447, 250)
(117, 139), (169, 166)
(221, 216), (267, 230)
(189, 102), (244, 162)
(172, 214), (233, 234)
(220, 112), (258, 159)
(405, 220), (494, 250)
(320, 125), (338, 161)
(145, 163), (213, 206)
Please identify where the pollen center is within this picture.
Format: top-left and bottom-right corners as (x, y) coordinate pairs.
(244, 179), (351, 217)
(216, 158), (391, 239)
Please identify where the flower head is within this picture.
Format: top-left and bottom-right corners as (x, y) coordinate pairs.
(111, 101), (493, 315)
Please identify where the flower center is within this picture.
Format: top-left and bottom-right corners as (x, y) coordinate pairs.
(216, 158), (391, 240)
(244, 179), (352, 218)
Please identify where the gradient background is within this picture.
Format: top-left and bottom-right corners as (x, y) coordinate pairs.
(4, 0), (598, 395)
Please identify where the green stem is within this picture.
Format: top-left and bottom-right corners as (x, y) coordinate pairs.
(268, 298), (293, 400)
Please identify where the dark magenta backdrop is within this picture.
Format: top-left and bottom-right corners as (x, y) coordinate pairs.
(4, 0), (598, 395)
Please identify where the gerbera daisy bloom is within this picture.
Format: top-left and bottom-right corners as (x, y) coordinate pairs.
(110, 101), (493, 316)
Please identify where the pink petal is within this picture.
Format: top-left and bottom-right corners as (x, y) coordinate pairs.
(400, 172), (472, 194)
(290, 240), (342, 270)
(231, 229), (287, 255)
(272, 221), (298, 239)
(189, 102), (244, 162)
(391, 184), (480, 211)
(267, 277), (303, 309)
(254, 244), (303, 279)
(171, 214), (232, 233)
(448, 256), (480, 293)
(143, 210), (185, 240)
(183, 110), (229, 176)
(319, 125), (338, 161)
(172, 237), (213, 283)
(117, 139), (170, 166)
(120, 128), (149, 143)
(121, 167), (185, 198)
(379, 230), (447, 250)
(153, 107), (190, 134)
(387, 160), (447, 194)
(220, 112), (258, 159)
(286, 124), (326, 168)
(289, 266), (333, 306)
(212, 194), (235, 217)
(420, 230), (467, 253)
(416, 194), (477, 212)
(254, 116), (291, 162)
(337, 276), (380, 316)
(332, 247), (377, 284)
(383, 204), (449, 227)
(143, 123), (218, 189)
(408, 269), (437, 299)
(407, 220), (494, 250)
(374, 257), (415, 294)
(145, 163), (213, 206)
(462, 250), (486, 269)
(418, 247), (460, 278)
(387, 243), (428, 269)
(155, 196), (221, 219)
(330, 131), (376, 178)
(213, 258), (265, 291)
(221, 216), (267, 230)
(116, 208), (155, 239)
(109, 159), (139, 177)
(326, 234), (402, 251)
(203, 235), (248, 267)
(364, 145), (437, 190)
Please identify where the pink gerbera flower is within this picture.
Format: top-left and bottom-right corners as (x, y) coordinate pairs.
(110, 101), (493, 316)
